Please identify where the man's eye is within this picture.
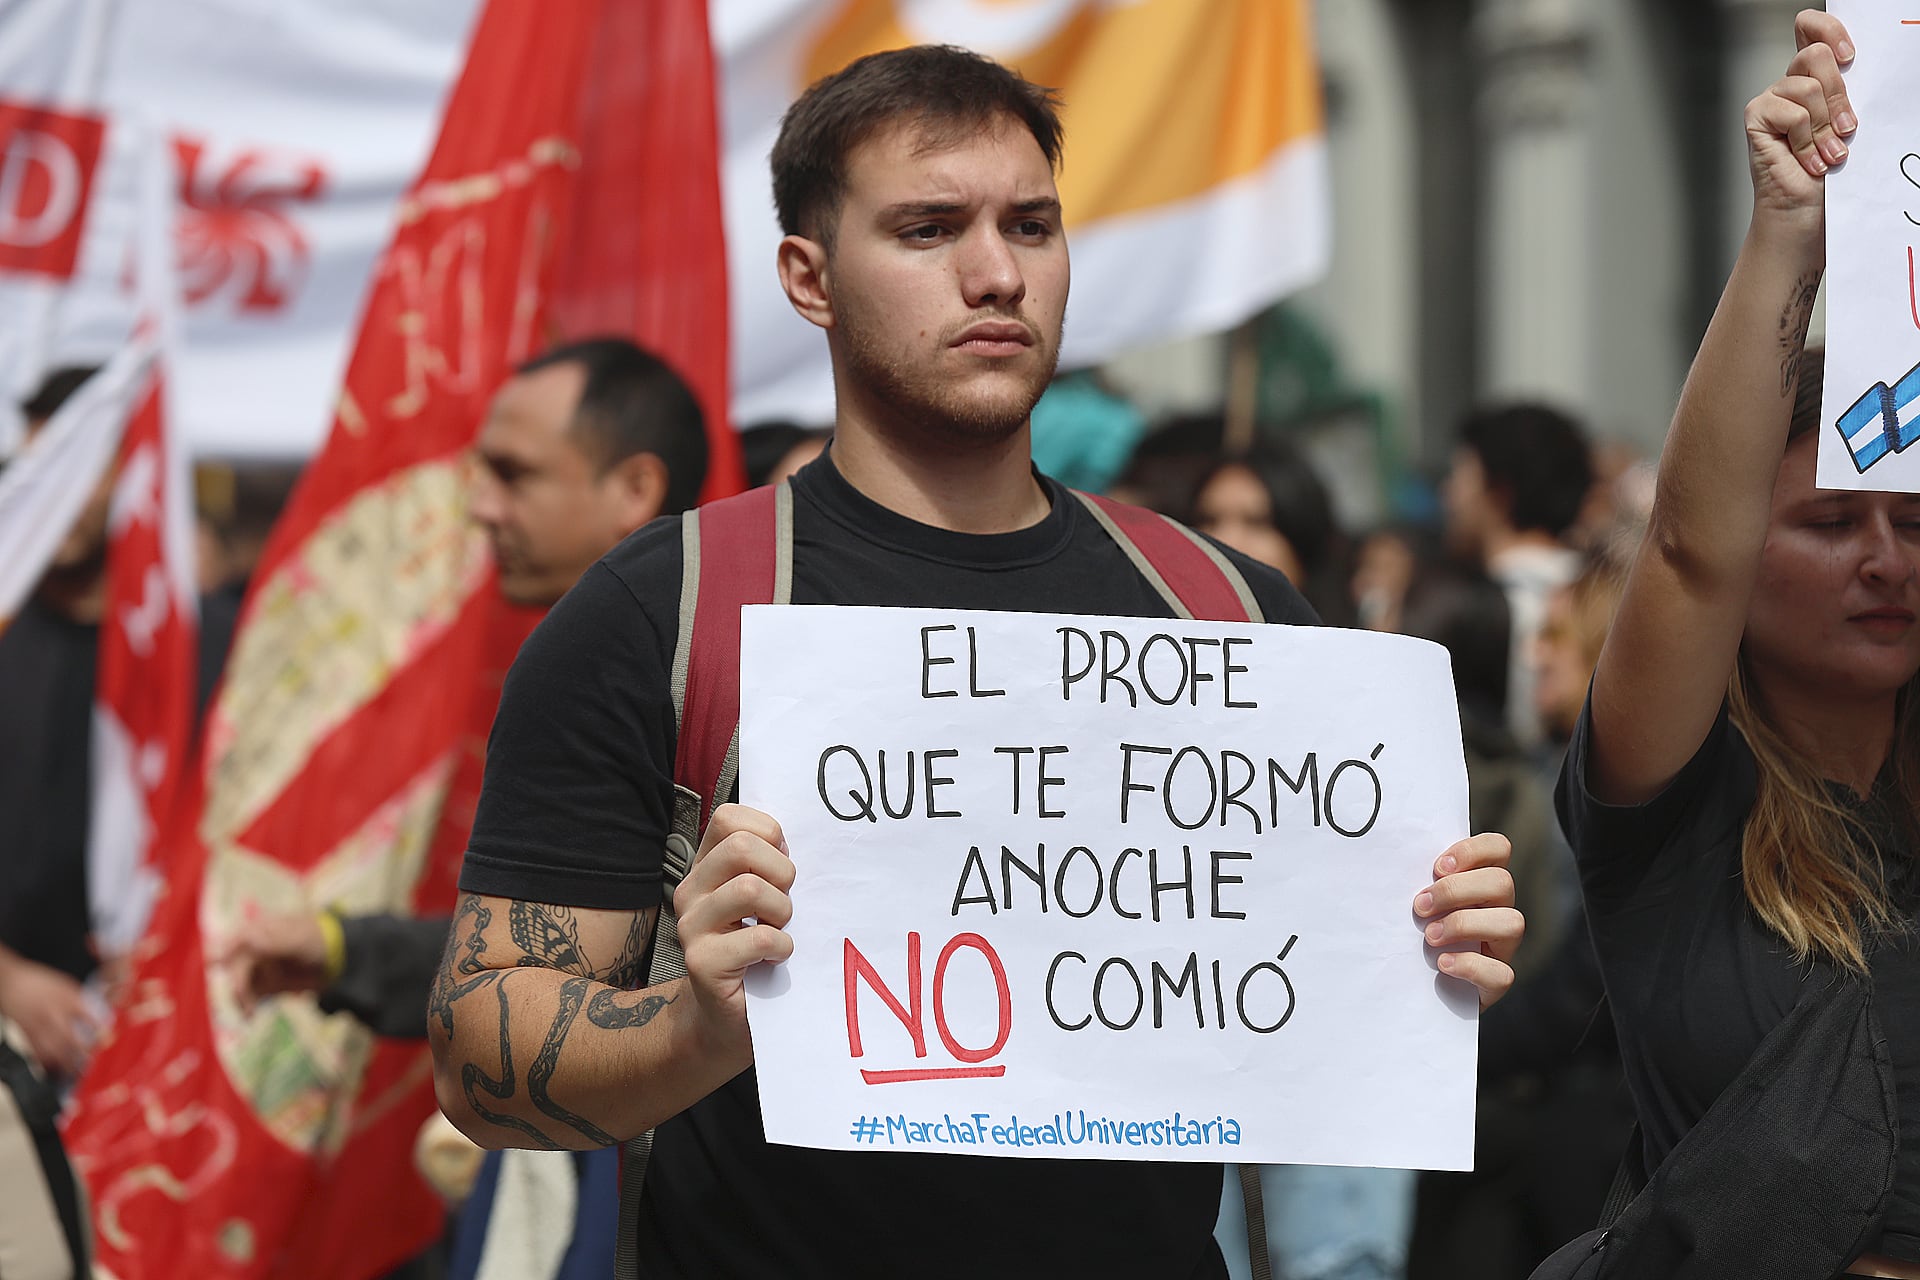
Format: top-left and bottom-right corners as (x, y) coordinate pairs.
(1012, 219), (1050, 237)
(903, 224), (945, 242)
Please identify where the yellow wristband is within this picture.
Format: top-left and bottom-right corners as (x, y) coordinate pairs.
(316, 909), (347, 986)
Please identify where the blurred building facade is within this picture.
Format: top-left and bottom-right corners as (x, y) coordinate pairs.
(1103, 0), (1803, 501)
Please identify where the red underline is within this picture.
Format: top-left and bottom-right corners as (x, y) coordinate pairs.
(860, 1066), (1008, 1085)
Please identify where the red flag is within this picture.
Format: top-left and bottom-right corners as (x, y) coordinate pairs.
(551, 0), (741, 499)
(88, 135), (196, 962)
(87, 370), (196, 951)
(62, 2), (735, 1277)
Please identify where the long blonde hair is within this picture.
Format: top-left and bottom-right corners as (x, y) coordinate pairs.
(1729, 661), (1917, 971)
(1730, 348), (1920, 971)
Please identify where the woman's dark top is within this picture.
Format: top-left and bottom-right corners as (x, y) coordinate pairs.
(1557, 700), (1920, 1260)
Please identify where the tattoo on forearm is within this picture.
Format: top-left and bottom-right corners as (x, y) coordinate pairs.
(526, 977), (620, 1147)
(604, 912), (650, 990)
(510, 901), (586, 972)
(430, 895), (502, 1038)
(508, 900), (650, 985)
(461, 975), (563, 1150)
(587, 989), (675, 1031)
(435, 894), (668, 1148)
(1779, 270), (1821, 396)
(519, 983), (679, 1147)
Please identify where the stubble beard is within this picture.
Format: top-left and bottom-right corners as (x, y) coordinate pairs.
(837, 293), (1063, 446)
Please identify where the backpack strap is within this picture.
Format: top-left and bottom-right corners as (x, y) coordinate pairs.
(1237, 1164), (1274, 1280)
(1071, 490), (1264, 624)
(616, 482), (792, 1280)
(672, 481), (792, 831)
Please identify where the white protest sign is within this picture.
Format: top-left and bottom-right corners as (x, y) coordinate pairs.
(739, 606), (1478, 1170)
(1818, 2), (1920, 491)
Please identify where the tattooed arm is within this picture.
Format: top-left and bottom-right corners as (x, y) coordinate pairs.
(429, 805), (795, 1150)
(1586, 8), (1852, 805)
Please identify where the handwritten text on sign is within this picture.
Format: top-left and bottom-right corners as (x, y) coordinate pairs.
(739, 607), (1477, 1169)
(1818, 2), (1920, 491)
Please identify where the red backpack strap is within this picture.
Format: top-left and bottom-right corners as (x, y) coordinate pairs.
(1072, 491), (1264, 624)
(620, 481), (793, 1280)
(671, 481), (793, 830)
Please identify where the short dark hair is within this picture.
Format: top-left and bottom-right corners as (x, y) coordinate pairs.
(1456, 403), (1592, 538)
(740, 420), (831, 488)
(771, 44), (1063, 246)
(22, 365), (102, 424)
(1400, 566), (1512, 735)
(1193, 444), (1340, 580)
(517, 338), (708, 515)
(1189, 439), (1353, 626)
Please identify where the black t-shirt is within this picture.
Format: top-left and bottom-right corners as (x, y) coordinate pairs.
(0, 599), (99, 979)
(0, 591), (238, 981)
(1557, 700), (1920, 1259)
(461, 453), (1316, 1279)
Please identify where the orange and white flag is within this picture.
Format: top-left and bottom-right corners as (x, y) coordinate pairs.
(718, 0), (1330, 422)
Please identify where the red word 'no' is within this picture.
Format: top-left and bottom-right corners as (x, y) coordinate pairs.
(844, 931), (1012, 1085)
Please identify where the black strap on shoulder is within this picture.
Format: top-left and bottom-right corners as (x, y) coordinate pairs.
(1597, 1123), (1643, 1229)
(1238, 1164), (1273, 1280)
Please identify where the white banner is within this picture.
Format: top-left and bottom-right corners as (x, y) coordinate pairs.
(0, 0), (480, 458)
(740, 605), (1477, 1170)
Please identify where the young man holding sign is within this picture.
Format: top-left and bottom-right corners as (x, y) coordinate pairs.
(431, 47), (1521, 1277)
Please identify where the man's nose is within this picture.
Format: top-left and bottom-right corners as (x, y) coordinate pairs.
(959, 228), (1024, 310)
(468, 466), (505, 527)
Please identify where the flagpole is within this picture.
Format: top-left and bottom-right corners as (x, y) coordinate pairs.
(60, 0), (120, 101)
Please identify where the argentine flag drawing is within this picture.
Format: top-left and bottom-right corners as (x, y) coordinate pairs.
(1836, 358), (1920, 474)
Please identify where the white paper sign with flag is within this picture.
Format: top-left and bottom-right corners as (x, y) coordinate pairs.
(740, 605), (1477, 1170)
(1818, 1), (1920, 491)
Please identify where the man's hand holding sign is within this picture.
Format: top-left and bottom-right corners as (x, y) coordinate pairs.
(722, 607), (1517, 1169)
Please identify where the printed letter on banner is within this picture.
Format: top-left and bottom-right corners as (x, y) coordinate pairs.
(0, 99), (107, 281)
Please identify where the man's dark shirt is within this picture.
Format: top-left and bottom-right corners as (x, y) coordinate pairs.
(0, 590), (237, 980)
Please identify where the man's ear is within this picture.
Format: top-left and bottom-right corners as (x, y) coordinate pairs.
(777, 234), (834, 330)
(607, 451), (669, 534)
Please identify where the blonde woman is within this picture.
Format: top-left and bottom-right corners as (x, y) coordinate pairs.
(1559, 10), (1920, 1278)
